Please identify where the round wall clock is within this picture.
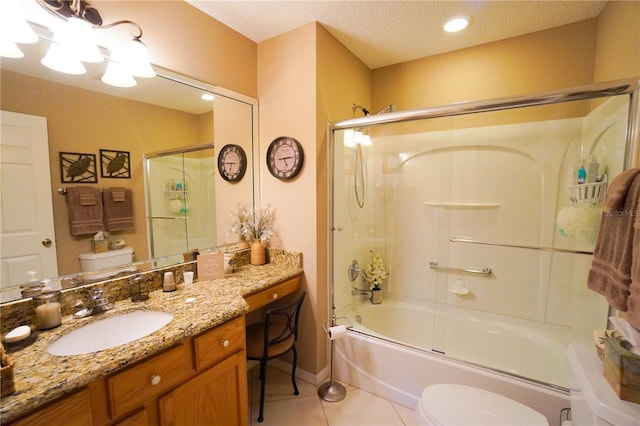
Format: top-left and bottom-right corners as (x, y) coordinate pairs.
(217, 144), (247, 182)
(266, 136), (304, 180)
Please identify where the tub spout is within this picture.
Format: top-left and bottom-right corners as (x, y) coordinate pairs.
(352, 287), (372, 297)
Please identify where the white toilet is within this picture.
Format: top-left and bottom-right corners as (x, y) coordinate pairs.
(416, 384), (548, 426)
(78, 246), (136, 280)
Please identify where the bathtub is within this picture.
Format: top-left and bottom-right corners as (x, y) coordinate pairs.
(334, 300), (570, 424)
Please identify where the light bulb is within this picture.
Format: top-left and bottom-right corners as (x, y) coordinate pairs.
(125, 38), (155, 78)
(102, 51), (136, 87)
(41, 29), (86, 75)
(444, 16), (470, 33)
(67, 17), (103, 63)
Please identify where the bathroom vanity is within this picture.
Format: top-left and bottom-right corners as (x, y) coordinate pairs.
(1, 256), (303, 425)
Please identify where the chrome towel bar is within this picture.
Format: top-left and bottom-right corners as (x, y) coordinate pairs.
(450, 236), (594, 255)
(429, 260), (492, 276)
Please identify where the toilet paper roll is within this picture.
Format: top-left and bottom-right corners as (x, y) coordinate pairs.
(328, 325), (347, 340)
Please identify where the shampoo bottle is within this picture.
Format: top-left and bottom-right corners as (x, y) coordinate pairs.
(587, 156), (599, 183)
(576, 162), (586, 185)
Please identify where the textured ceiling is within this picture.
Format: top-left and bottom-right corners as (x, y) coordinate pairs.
(187, 0), (607, 69)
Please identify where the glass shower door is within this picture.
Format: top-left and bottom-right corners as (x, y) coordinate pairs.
(144, 144), (216, 260)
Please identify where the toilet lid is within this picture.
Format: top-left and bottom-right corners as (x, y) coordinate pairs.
(420, 384), (548, 426)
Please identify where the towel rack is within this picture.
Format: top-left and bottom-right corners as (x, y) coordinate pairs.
(429, 260), (492, 276)
(58, 187), (104, 195)
(450, 236), (594, 255)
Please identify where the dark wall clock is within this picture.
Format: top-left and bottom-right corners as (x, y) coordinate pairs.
(217, 144), (247, 182)
(266, 136), (304, 180)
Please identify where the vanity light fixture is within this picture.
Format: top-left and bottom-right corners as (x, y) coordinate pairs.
(2, 0), (156, 88)
(444, 15), (471, 33)
(0, 1), (39, 58)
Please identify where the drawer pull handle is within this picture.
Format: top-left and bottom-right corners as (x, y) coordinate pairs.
(221, 339), (230, 348)
(271, 293), (278, 300)
(150, 375), (161, 386)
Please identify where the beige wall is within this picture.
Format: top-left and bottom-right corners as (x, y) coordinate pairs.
(593, 1), (640, 83)
(1, 70), (208, 275)
(257, 23), (319, 374)
(93, 0), (257, 98)
(371, 19), (598, 112)
(256, 22), (371, 376)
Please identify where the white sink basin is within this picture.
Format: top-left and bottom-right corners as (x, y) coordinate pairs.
(48, 311), (173, 356)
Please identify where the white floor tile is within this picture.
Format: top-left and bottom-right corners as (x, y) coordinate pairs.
(251, 396), (327, 426)
(248, 364), (407, 426)
(321, 389), (405, 426)
(392, 402), (419, 426)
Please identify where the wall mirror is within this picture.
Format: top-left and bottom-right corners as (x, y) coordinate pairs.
(0, 22), (258, 303)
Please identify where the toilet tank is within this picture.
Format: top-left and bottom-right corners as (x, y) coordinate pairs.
(79, 246), (134, 272)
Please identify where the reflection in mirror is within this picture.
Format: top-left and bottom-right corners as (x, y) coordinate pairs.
(144, 144), (217, 260)
(0, 28), (257, 304)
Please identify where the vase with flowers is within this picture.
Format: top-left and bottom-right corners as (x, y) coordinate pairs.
(229, 204), (274, 265)
(362, 250), (388, 304)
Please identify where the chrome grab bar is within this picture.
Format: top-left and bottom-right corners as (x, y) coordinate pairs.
(450, 236), (594, 255)
(429, 260), (492, 276)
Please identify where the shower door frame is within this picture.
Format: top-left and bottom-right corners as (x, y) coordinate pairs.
(327, 77), (640, 385)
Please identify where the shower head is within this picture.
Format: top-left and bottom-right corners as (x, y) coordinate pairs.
(375, 104), (397, 115)
(352, 103), (370, 116)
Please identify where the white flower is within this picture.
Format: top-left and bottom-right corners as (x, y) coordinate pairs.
(362, 250), (388, 289)
(228, 204), (274, 242)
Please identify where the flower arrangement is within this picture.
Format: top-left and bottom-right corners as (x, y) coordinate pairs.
(362, 250), (389, 289)
(229, 204), (274, 242)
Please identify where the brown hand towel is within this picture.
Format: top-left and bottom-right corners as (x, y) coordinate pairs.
(66, 186), (103, 236)
(102, 187), (134, 231)
(588, 168), (640, 312)
(625, 195), (640, 329)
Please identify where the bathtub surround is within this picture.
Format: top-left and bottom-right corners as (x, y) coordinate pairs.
(588, 167), (640, 327)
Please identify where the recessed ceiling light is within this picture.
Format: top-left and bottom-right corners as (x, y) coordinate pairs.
(444, 16), (471, 33)
(201, 93), (215, 101)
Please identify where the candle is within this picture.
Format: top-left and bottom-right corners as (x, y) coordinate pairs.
(35, 301), (61, 330)
(36, 301), (61, 329)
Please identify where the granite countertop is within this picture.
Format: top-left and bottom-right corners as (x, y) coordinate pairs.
(0, 261), (303, 422)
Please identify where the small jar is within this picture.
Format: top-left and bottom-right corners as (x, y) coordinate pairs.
(33, 288), (62, 330)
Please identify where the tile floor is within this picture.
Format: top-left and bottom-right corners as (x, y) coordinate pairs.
(247, 364), (419, 426)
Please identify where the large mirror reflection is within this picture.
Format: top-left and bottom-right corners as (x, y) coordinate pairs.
(1, 25), (257, 303)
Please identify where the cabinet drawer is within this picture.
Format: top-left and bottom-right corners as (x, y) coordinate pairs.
(193, 315), (245, 371)
(107, 343), (192, 419)
(244, 276), (301, 313)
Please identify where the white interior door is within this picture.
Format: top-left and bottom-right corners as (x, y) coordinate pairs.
(1, 110), (58, 299)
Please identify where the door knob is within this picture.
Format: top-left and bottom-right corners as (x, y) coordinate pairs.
(42, 238), (52, 247)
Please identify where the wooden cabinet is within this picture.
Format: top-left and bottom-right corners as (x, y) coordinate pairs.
(244, 276), (301, 313)
(107, 343), (193, 419)
(158, 351), (248, 426)
(11, 388), (93, 426)
(11, 316), (248, 426)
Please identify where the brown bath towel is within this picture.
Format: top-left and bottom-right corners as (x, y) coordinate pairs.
(626, 195), (640, 329)
(66, 186), (103, 236)
(102, 187), (134, 231)
(587, 168), (640, 312)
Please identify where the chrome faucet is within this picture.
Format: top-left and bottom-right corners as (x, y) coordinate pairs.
(73, 287), (113, 318)
(89, 287), (112, 313)
(352, 287), (372, 298)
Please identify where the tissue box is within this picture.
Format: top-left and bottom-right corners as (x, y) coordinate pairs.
(603, 337), (640, 404)
(92, 239), (108, 253)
